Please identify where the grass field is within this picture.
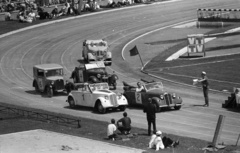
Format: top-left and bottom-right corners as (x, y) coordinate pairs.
(144, 25), (240, 92)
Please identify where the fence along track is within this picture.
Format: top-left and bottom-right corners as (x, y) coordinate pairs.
(0, 104), (81, 128)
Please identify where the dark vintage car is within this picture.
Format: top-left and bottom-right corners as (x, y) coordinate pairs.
(123, 81), (183, 112)
(71, 62), (118, 90)
(32, 64), (66, 97)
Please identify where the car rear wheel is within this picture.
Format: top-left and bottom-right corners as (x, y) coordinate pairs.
(68, 97), (75, 108)
(97, 101), (106, 114)
(174, 105), (181, 110)
(119, 105), (126, 111)
(46, 87), (53, 98)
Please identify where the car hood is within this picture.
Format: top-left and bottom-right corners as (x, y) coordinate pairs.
(93, 90), (113, 95)
(46, 76), (64, 81)
(146, 89), (165, 94)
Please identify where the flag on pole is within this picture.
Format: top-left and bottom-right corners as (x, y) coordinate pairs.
(129, 45), (139, 56)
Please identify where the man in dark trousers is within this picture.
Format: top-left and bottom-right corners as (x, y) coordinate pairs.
(144, 98), (157, 136)
(198, 71), (209, 107)
(117, 112), (131, 135)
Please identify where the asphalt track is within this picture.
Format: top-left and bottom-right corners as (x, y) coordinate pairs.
(0, 0), (240, 146)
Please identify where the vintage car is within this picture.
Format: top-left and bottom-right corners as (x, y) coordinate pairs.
(82, 39), (112, 66)
(66, 83), (128, 113)
(32, 64), (65, 97)
(71, 62), (118, 90)
(123, 81), (182, 112)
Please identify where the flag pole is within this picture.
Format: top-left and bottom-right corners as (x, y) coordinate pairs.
(138, 49), (144, 67)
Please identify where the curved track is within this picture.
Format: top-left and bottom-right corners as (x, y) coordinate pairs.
(0, 0), (239, 145)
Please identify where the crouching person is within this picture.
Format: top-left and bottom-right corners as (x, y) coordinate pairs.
(117, 112), (131, 135)
(149, 130), (179, 151)
(107, 119), (117, 141)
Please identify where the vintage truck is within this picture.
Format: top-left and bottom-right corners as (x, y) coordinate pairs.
(32, 64), (66, 97)
(82, 39), (112, 66)
(71, 62), (118, 90)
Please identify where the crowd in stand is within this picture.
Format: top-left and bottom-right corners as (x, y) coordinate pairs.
(1, 0), (148, 23)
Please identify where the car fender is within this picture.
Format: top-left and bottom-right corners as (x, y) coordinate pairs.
(172, 96), (183, 104)
(152, 97), (161, 107)
(95, 97), (110, 108)
(117, 94), (128, 105)
(67, 94), (76, 105)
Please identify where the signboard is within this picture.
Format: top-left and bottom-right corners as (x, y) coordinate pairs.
(187, 34), (205, 56)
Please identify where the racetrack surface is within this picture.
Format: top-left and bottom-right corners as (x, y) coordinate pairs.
(0, 0), (240, 145)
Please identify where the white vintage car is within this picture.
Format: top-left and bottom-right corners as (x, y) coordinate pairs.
(66, 83), (128, 113)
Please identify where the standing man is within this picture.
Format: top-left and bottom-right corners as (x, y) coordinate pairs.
(117, 112), (131, 135)
(198, 71), (209, 107)
(143, 98), (157, 136)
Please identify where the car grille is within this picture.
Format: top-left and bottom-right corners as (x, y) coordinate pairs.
(164, 93), (172, 105)
(55, 79), (64, 90)
(110, 94), (118, 106)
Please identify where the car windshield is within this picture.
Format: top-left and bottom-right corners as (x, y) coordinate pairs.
(144, 82), (163, 92)
(45, 69), (63, 77)
(89, 83), (109, 91)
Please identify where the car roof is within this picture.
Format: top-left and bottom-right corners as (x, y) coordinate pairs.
(34, 64), (63, 70)
(85, 62), (105, 70)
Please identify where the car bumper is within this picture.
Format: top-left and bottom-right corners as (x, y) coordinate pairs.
(160, 103), (182, 107)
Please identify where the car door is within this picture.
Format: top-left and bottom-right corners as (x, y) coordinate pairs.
(80, 86), (93, 107)
(36, 69), (45, 92)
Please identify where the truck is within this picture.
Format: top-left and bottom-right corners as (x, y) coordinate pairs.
(71, 62), (118, 90)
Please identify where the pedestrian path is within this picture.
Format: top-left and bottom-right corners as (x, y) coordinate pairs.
(0, 129), (145, 153)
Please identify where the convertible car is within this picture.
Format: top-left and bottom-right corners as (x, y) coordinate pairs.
(123, 81), (182, 112)
(66, 83), (128, 114)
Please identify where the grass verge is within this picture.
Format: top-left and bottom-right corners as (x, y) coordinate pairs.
(0, 103), (240, 153)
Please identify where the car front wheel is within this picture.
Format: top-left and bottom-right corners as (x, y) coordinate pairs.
(68, 97), (75, 108)
(97, 101), (106, 114)
(119, 105), (126, 111)
(174, 105), (181, 110)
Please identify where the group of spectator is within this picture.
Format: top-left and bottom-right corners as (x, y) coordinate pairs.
(107, 99), (179, 151)
(107, 112), (132, 141)
(2, 0), (150, 23)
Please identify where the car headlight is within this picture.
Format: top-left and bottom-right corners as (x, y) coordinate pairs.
(172, 93), (176, 99)
(160, 95), (164, 100)
(105, 96), (109, 100)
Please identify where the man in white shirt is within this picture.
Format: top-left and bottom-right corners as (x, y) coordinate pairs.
(136, 82), (144, 92)
(107, 119), (117, 140)
(149, 131), (164, 151)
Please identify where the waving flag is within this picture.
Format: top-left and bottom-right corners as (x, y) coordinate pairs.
(129, 45), (139, 56)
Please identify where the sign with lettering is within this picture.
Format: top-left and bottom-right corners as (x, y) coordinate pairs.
(188, 44), (205, 53)
(187, 34), (205, 55)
